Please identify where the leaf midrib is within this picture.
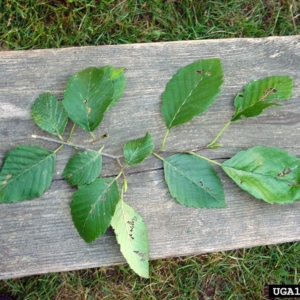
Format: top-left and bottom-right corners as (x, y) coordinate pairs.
(0, 150), (54, 193)
(68, 151), (100, 177)
(82, 179), (116, 232)
(118, 200), (143, 274)
(222, 165), (295, 183)
(168, 66), (211, 129)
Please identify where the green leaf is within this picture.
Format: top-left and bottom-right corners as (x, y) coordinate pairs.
(70, 178), (119, 243)
(62, 150), (102, 186)
(102, 66), (126, 109)
(161, 58), (223, 129)
(222, 146), (300, 204)
(163, 154), (226, 208)
(62, 67), (114, 132)
(111, 200), (149, 278)
(0, 146), (55, 203)
(123, 132), (155, 166)
(31, 92), (68, 136)
(231, 76), (293, 122)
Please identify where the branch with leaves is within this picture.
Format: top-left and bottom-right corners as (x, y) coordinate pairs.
(0, 59), (298, 278)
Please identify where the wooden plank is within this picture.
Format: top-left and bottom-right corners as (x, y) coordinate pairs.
(0, 36), (300, 279)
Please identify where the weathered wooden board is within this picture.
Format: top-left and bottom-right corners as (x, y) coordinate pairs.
(0, 36), (300, 279)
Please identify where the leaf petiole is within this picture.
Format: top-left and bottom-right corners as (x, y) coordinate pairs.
(54, 144), (64, 153)
(67, 123), (76, 142)
(90, 131), (97, 141)
(160, 129), (170, 150)
(207, 120), (231, 148)
(152, 152), (165, 161)
(189, 152), (222, 166)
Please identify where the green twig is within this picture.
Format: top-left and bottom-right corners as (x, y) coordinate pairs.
(31, 134), (120, 159)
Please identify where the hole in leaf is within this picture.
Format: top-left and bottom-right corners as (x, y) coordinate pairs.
(83, 99), (88, 104)
(238, 94), (243, 98)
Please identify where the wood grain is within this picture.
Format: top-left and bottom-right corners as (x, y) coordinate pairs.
(1, 36), (300, 279)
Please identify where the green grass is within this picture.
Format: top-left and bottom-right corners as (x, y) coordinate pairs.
(1, 243), (299, 299)
(0, 0), (299, 50)
(0, 0), (300, 299)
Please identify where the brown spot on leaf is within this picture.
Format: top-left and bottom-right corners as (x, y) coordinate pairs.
(6, 174), (12, 179)
(87, 107), (91, 114)
(68, 174), (73, 178)
(196, 69), (205, 74)
(100, 195), (106, 201)
(278, 168), (291, 177)
(83, 99), (88, 104)
(2, 180), (7, 185)
(205, 72), (211, 76)
(260, 87), (277, 101)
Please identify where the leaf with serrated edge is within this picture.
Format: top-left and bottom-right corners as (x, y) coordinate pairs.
(222, 146), (300, 204)
(124, 132), (155, 166)
(63, 150), (102, 186)
(0, 146), (55, 203)
(31, 92), (68, 136)
(111, 200), (149, 278)
(102, 66), (126, 109)
(164, 153), (226, 208)
(70, 178), (119, 243)
(63, 67), (114, 132)
(161, 58), (223, 129)
(231, 76), (293, 122)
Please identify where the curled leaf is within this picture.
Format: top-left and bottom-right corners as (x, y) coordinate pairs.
(231, 76), (293, 122)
